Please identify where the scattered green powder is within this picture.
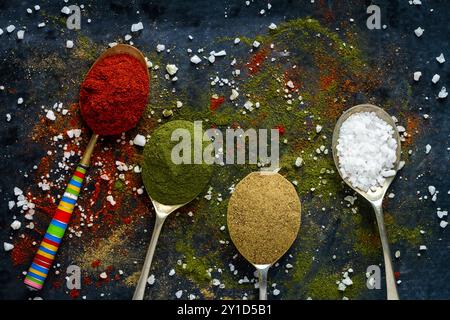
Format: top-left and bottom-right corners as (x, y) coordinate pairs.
(142, 120), (213, 205)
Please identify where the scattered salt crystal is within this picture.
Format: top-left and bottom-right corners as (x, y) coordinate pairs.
(38, 22), (46, 28)
(315, 124), (322, 133)
(272, 289), (280, 296)
(437, 211), (448, 219)
(413, 71), (422, 81)
(414, 27), (424, 37)
(166, 64), (178, 76)
(425, 144), (431, 154)
(269, 23), (277, 30)
(8, 201), (15, 210)
(133, 134), (146, 147)
(46, 110), (56, 121)
(428, 186), (436, 196)
(234, 38), (240, 44)
(253, 40), (261, 48)
(61, 6), (71, 15)
(6, 25), (15, 33)
(436, 53), (445, 64)
(17, 97), (23, 104)
(99, 272), (107, 279)
(190, 55), (201, 64)
(244, 101), (254, 111)
(169, 269), (175, 276)
(66, 40), (74, 49)
(438, 87), (448, 99)
(4, 242), (14, 251)
(14, 187), (23, 196)
(34, 5), (40, 11)
(17, 30), (25, 40)
(395, 250), (400, 258)
(440, 221), (448, 229)
(131, 22), (144, 32)
(147, 274), (155, 285)
(208, 55), (215, 63)
(419, 245), (427, 251)
(214, 50), (226, 57)
(106, 195), (116, 206)
(230, 89), (239, 101)
(175, 290), (183, 299)
(156, 44), (165, 52)
(295, 157), (303, 167)
(431, 74), (440, 84)
(338, 282), (346, 291)
(11, 220), (21, 230)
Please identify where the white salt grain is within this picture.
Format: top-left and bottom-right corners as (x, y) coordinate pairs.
(336, 112), (397, 192)
(133, 134), (146, 147)
(436, 53), (445, 64)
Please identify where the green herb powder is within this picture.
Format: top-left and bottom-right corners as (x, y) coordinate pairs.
(142, 120), (213, 205)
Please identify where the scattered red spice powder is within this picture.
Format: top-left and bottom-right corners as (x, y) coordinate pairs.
(91, 259), (101, 268)
(209, 96), (225, 112)
(246, 48), (268, 75)
(69, 288), (80, 299)
(394, 271), (400, 280)
(80, 54), (149, 136)
(11, 235), (36, 266)
(275, 125), (286, 135)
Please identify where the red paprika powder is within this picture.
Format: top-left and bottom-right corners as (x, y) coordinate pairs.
(80, 54), (149, 136)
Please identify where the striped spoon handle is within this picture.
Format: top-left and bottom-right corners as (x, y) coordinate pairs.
(24, 134), (98, 290)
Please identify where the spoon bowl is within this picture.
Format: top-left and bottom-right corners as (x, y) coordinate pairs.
(331, 104), (401, 300)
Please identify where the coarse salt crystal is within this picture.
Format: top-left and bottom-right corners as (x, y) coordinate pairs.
(166, 64), (178, 76)
(413, 71), (422, 81)
(4, 242), (14, 251)
(431, 74), (440, 84)
(438, 87), (448, 99)
(175, 290), (183, 299)
(156, 44), (165, 52)
(46, 110), (56, 121)
(425, 144), (431, 154)
(336, 112), (397, 192)
(269, 23), (277, 30)
(17, 30), (25, 40)
(131, 22), (144, 32)
(66, 40), (74, 49)
(147, 274), (155, 285)
(436, 53), (445, 64)
(6, 25), (16, 33)
(190, 55), (201, 64)
(230, 89), (239, 101)
(133, 134), (146, 147)
(11, 220), (21, 230)
(440, 221), (448, 229)
(253, 40), (261, 48)
(99, 272), (107, 279)
(414, 27), (424, 37)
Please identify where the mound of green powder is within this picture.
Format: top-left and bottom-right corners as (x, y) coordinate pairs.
(142, 120), (213, 205)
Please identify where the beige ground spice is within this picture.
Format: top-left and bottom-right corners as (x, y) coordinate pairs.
(227, 172), (301, 265)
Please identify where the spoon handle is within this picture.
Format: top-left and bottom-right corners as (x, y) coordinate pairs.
(372, 201), (399, 300)
(256, 265), (270, 300)
(133, 214), (167, 300)
(24, 134), (98, 290)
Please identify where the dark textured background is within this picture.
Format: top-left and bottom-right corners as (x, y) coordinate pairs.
(0, 0), (449, 300)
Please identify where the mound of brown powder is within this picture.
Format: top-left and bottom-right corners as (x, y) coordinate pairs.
(227, 172), (301, 265)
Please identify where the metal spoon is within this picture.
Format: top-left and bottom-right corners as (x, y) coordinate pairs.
(227, 172), (301, 300)
(132, 199), (188, 300)
(331, 104), (401, 300)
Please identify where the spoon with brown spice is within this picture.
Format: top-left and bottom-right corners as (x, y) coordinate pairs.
(227, 172), (301, 300)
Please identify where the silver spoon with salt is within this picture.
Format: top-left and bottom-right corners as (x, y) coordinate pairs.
(332, 104), (401, 300)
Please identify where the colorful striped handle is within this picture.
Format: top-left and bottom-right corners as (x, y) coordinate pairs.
(24, 164), (88, 290)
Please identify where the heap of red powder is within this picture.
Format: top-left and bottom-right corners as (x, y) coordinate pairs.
(80, 54), (149, 135)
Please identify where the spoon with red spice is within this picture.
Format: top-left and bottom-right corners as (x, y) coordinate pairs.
(24, 44), (150, 291)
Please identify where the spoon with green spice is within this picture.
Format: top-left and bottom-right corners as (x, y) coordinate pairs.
(133, 120), (213, 300)
(227, 172), (301, 300)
